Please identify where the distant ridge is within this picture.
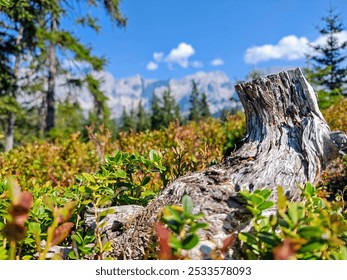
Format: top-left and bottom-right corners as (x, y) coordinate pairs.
(57, 71), (241, 119)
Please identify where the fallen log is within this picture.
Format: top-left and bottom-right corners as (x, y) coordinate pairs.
(104, 68), (346, 259)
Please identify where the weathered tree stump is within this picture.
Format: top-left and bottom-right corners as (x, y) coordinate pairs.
(106, 68), (346, 259)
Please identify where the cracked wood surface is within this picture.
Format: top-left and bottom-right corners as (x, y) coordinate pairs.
(104, 68), (346, 259)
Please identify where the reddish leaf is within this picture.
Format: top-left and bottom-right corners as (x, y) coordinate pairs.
(3, 223), (27, 242)
(10, 192), (33, 217)
(155, 222), (174, 260)
(43, 195), (55, 211)
(56, 201), (77, 224)
(274, 238), (301, 260)
(51, 222), (73, 246)
(221, 234), (236, 254)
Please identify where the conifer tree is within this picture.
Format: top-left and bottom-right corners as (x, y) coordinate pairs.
(136, 100), (150, 132)
(200, 92), (211, 118)
(188, 80), (211, 122)
(161, 88), (180, 128)
(119, 107), (136, 132)
(308, 6), (347, 95)
(150, 93), (162, 130)
(150, 88), (181, 130)
(188, 80), (200, 122)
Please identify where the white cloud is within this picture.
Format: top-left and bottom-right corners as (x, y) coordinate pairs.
(146, 61), (158, 71)
(191, 60), (203, 68)
(146, 42), (203, 70)
(244, 31), (347, 64)
(153, 52), (164, 62)
(165, 42), (195, 68)
(244, 35), (310, 64)
(211, 58), (224, 66)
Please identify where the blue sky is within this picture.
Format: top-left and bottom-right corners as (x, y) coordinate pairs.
(73, 0), (347, 81)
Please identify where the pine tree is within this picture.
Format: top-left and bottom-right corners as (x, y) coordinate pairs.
(162, 88), (180, 128)
(150, 89), (180, 130)
(150, 93), (163, 130)
(200, 92), (211, 118)
(0, 0), (127, 150)
(188, 80), (200, 122)
(119, 107), (136, 132)
(188, 80), (211, 122)
(136, 100), (150, 132)
(308, 6), (347, 95)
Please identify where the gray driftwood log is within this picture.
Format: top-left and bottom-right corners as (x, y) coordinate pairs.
(96, 68), (346, 259)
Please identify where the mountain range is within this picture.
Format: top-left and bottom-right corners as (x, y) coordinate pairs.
(57, 71), (241, 119)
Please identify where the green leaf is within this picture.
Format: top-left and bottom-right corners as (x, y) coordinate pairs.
(257, 201), (275, 211)
(113, 169), (127, 178)
(304, 182), (316, 197)
(149, 149), (161, 162)
(102, 241), (112, 252)
(68, 251), (77, 260)
(141, 176), (151, 186)
(299, 241), (326, 253)
(165, 206), (183, 223)
(257, 232), (279, 246)
(82, 173), (95, 183)
(298, 226), (324, 239)
(277, 186), (287, 214)
(99, 208), (115, 219)
(28, 222), (41, 235)
(182, 234), (199, 250)
(0, 248), (8, 260)
(169, 235), (182, 250)
(182, 195), (193, 217)
(238, 232), (258, 245)
(141, 190), (156, 197)
(287, 203), (304, 225)
(257, 189), (272, 200)
(249, 194), (264, 206)
(190, 223), (208, 233)
(86, 184), (100, 191)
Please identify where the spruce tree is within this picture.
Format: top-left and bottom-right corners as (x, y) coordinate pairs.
(162, 88), (180, 128)
(188, 80), (211, 122)
(188, 80), (200, 122)
(308, 6), (347, 95)
(120, 107), (136, 132)
(150, 88), (180, 130)
(136, 100), (150, 132)
(150, 93), (162, 130)
(200, 92), (211, 118)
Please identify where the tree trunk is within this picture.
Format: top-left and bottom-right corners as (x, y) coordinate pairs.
(104, 68), (346, 259)
(5, 25), (23, 152)
(45, 11), (57, 132)
(5, 113), (15, 152)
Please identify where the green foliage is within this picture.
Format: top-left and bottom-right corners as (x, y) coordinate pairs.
(119, 107), (136, 132)
(49, 101), (86, 139)
(239, 184), (347, 260)
(323, 98), (347, 131)
(188, 81), (211, 122)
(0, 133), (99, 188)
(150, 88), (181, 130)
(78, 149), (166, 206)
(306, 6), (347, 96)
(0, 0), (10, 7)
(0, 99), (344, 260)
(160, 195), (208, 257)
(0, 177), (74, 260)
(136, 100), (151, 132)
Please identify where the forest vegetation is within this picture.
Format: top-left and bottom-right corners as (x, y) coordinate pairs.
(0, 1), (346, 260)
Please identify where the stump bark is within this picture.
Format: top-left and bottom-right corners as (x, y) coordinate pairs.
(106, 68), (346, 259)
